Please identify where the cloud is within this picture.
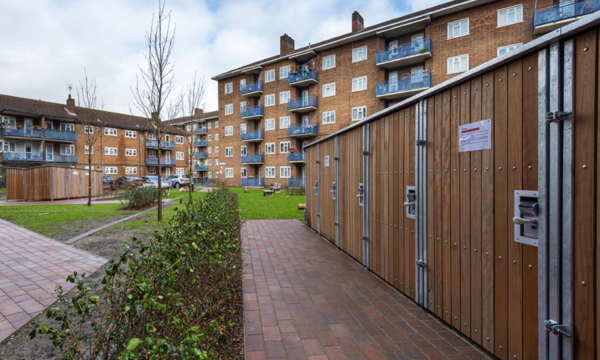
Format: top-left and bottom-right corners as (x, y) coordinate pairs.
(0, 0), (448, 116)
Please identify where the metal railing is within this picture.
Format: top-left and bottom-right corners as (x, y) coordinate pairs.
(376, 72), (431, 96)
(288, 177), (305, 187)
(195, 164), (208, 171)
(44, 129), (77, 141)
(241, 153), (264, 164)
(145, 141), (177, 149)
(242, 177), (264, 187)
(534, 0), (600, 27)
(146, 158), (176, 165)
(241, 81), (264, 95)
(2, 152), (77, 163)
(288, 151), (306, 162)
(195, 140), (208, 147)
(288, 69), (318, 85)
(195, 128), (208, 135)
(241, 130), (264, 141)
(288, 95), (318, 111)
(376, 38), (432, 65)
(1, 128), (44, 139)
(241, 105), (264, 118)
(195, 152), (208, 159)
(288, 123), (318, 137)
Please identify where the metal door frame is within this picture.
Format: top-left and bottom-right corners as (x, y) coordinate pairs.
(415, 99), (428, 307)
(362, 124), (370, 268)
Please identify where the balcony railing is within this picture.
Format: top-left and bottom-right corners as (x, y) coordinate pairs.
(288, 151), (306, 162)
(145, 141), (176, 149)
(242, 177), (264, 187)
(288, 177), (305, 187)
(195, 128), (207, 135)
(288, 95), (318, 112)
(1, 128), (44, 139)
(240, 81), (264, 96)
(44, 129), (77, 141)
(376, 39), (432, 66)
(146, 158), (176, 166)
(195, 152), (208, 159)
(195, 164), (208, 171)
(241, 130), (264, 142)
(195, 140), (208, 147)
(288, 124), (318, 137)
(241, 153), (264, 164)
(288, 69), (318, 86)
(534, 0), (600, 27)
(376, 72), (431, 98)
(2, 152), (77, 163)
(241, 105), (264, 119)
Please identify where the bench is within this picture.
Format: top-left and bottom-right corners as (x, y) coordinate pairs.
(263, 190), (274, 197)
(271, 183), (282, 193)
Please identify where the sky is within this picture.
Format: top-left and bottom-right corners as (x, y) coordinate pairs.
(0, 0), (448, 117)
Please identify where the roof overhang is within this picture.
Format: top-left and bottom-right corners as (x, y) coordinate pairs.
(241, 66), (263, 75)
(376, 16), (431, 38)
(288, 50), (317, 63)
(0, 109), (77, 122)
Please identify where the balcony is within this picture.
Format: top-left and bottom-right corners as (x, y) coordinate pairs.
(376, 39), (432, 69)
(288, 177), (305, 187)
(195, 140), (208, 147)
(288, 95), (318, 113)
(195, 164), (208, 171)
(241, 105), (264, 120)
(241, 130), (264, 142)
(195, 128), (208, 135)
(145, 141), (176, 150)
(44, 129), (77, 142)
(288, 123), (318, 138)
(533, 0), (600, 34)
(1, 152), (77, 163)
(241, 153), (264, 164)
(242, 177), (264, 187)
(288, 151), (306, 163)
(1, 128), (44, 139)
(195, 152), (208, 159)
(146, 158), (176, 166)
(288, 69), (318, 87)
(241, 81), (264, 97)
(376, 72), (431, 100)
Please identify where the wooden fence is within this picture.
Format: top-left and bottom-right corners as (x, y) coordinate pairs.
(6, 166), (103, 201)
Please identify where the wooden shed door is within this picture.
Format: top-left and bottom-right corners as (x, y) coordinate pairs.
(319, 140), (336, 243)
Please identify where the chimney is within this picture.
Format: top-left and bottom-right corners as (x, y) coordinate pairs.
(66, 94), (75, 113)
(194, 108), (203, 118)
(352, 11), (364, 32)
(151, 111), (159, 123)
(280, 34), (295, 55)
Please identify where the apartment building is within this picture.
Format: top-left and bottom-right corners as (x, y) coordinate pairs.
(212, 0), (597, 187)
(0, 94), (191, 179)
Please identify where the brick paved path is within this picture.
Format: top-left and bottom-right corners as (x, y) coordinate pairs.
(242, 220), (493, 360)
(0, 219), (106, 342)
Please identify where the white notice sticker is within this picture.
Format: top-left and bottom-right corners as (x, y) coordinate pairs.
(324, 155), (330, 167)
(73, 171), (79, 175)
(458, 119), (492, 152)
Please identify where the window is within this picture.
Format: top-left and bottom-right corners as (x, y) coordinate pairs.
(208, 122), (212, 129)
(280, 91), (290, 104)
(176, 152), (184, 160)
(265, 118), (275, 131)
(84, 145), (94, 154)
(265, 94), (275, 107)
(125, 130), (137, 138)
(498, 5), (523, 27)
(225, 147), (233, 157)
(104, 128), (117, 136)
(265, 69), (275, 82)
(280, 166), (291, 178)
(215, 146), (219, 153)
(241, 145), (247, 156)
(148, 132), (156, 140)
(208, 172), (212, 178)
(265, 167), (276, 178)
(240, 123), (246, 134)
(60, 144), (74, 155)
(126, 167), (137, 175)
(215, 159), (219, 165)
(352, 46), (368, 62)
(352, 76), (367, 92)
(448, 18), (469, 39)
(215, 171), (220, 179)
(104, 147), (118, 155)
(265, 143), (276, 154)
(208, 159), (212, 166)
(186, 125), (191, 131)
(175, 136), (184, 144)
(1, 116), (16, 128)
(497, 43), (522, 56)
(125, 149), (137, 156)
(225, 104), (233, 115)
(241, 168), (247, 178)
(322, 83), (336, 97)
(193, 124), (197, 130)
(240, 101), (246, 110)
(225, 126), (233, 136)
(280, 141), (290, 153)
(165, 134), (170, 142)
(176, 168), (185, 175)
(447, 55), (469, 74)
(84, 125), (94, 134)
(323, 111), (336, 125)
(280, 65), (290, 79)
(148, 150), (157, 157)
(208, 147), (212, 153)
(323, 54), (336, 70)
(352, 106), (367, 121)
(208, 135), (212, 141)
(280, 116), (290, 129)
(105, 167), (118, 175)
(215, 121), (218, 128)
(225, 168), (234, 178)
(215, 134), (219, 140)
(224, 82), (233, 94)
(60, 123), (75, 132)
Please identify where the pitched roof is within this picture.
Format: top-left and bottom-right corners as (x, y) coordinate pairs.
(163, 110), (219, 126)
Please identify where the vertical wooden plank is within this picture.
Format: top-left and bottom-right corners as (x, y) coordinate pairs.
(383, 117), (389, 281)
(427, 99), (435, 309)
(405, 108), (412, 296)
(434, 94), (443, 318)
(389, 114), (395, 287)
(409, 106), (416, 299)
(399, 110), (406, 294)
(460, 81), (472, 336)
(442, 89), (452, 325)
(394, 113), (400, 290)
(451, 86), (461, 330)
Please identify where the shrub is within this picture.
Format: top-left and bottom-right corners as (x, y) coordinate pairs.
(30, 187), (242, 359)
(120, 185), (159, 209)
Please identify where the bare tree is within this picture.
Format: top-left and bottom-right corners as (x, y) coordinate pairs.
(130, 0), (179, 221)
(75, 69), (105, 207)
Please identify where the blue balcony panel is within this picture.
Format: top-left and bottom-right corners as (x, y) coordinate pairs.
(242, 177), (264, 187)
(195, 128), (208, 135)
(195, 164), (208, 171)
(49, 154), (78, 163)
(288, 151), (306, 163)
(44, 129), (77, 142)
(195, 140), (208, 147)
(534, 0), (600, 34)
(1, 128), (44, 139)
(146, 158), (176, 166)
(288, 95), (318, 113)
(376, 39), (432, 69)
(288, 69), (318, 87)
(241, 105), (264, 120)
(240, 81), (264, 97)
(241, 153), (264, 164)
(288, 177), (305, 188)
(241, 130), (264, 142)
(288, 124), (318, 138)
(375, 72), (431, 100)
(1, 152), (76, 163)
(145, 141), (176, 150)
(195, 152), (208, 159)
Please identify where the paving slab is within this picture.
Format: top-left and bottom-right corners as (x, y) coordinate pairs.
(0, 219), (107, 342)
(242, 220), (493, 360)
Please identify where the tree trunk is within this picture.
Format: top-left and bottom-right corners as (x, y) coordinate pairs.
(87, 155), (92, 206)
(158, 143), (163, 222)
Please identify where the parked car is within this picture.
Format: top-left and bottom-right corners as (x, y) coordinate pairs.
(140, 176), (171, 189)
(102, 176), (114, 188)
(167, 174), (191, 188)
(113, 176), (143, 189)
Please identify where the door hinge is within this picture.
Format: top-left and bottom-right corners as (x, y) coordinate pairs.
(363, 151), (369, 156)
(416, 260), (427, 268)
(363, 235), (369, 241)
(334, 222), (339, 226)
(316, 160), (320, 164)
(317, 213), (320, 217)
(334, 157), (339, 160)
(544, 320), (572, 337)
(545, 111), (573, 123)
(416, 139), (427, 146)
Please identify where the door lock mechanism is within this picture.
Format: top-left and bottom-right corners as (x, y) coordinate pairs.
(357, 183), (364, 207)
(331, 181), (336, 200)
(544, 320), (572, 337)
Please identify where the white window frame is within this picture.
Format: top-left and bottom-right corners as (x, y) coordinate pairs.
(225, 104), (233, 115)
(497, 4), (523, 28)
(215, 159), (219, 165)
(265, 69), (275, 83)
(280, 166), (291, 179)
(352, 46), (368, 63)
(148, 167), (157, 175)
(265, 118), (275, 131)
(60, 144), (75, 155)
(241, 145), (247, 156)
(241, 167), (247, 178)
(125, 148), (137, 156)
(84, 145), (94, 154)
(126, 167), (137, 175)
(208, 135), (212, 141)
(148, 150), (157, 158)
(176, 151), (184, 160)
(225, 168), (234, 178)
(104, 147), (118, 156)
(280, 65), (290, 79)
(175, 136), (184, 144)
(265, 143), (276, 154)
(224, 82), (233, 94)
(186, 125), (191, 131)
(104, 128), (117, 136)
(2, 141), (16, 152)
(84, 125), (94, 134)
(1, 116), (16, 129)
(280, 91), (290, 104)
(265, 94), (275, 107)
(208, 147), (212, 154)
(176, 168), (185, 175)
(323, 54), (336, 70)
(215, 121), (219, 128)
(215, 134), (219, 140)
(125, 130), (137, 138)
(323, 110), (336, 125)
(225, 126), (233, 136)
(208, 122), (212, 129)
(280, 141), (291, 153)
(322, 83), (336, 97)
(265, 166), (276, 178)
(225, 147), (233, 157)
(240, 123), (247, 134)
(208, 172), (212, 178)
(352, 76), (367, 92)
(447, 18), (469, 39)
(279, 116), (290, 129)
(352, 106), (367, 121)
(447, 54), (469, 74)
(215, 146), (219, 153)
(497, 43), (523, 57)
(105, 167), (118, 175)
(148, 132), (156, 140)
